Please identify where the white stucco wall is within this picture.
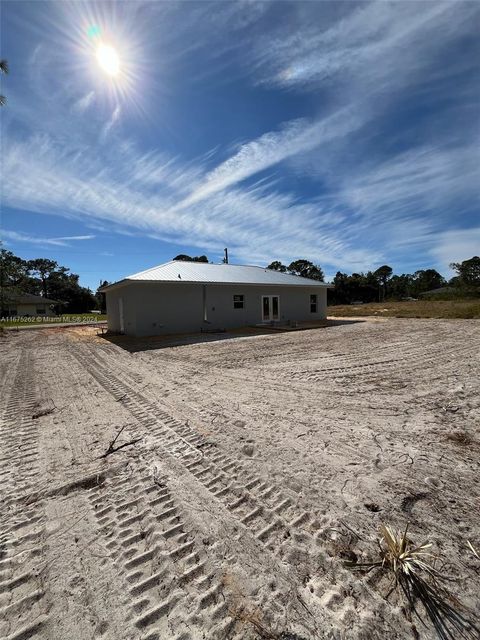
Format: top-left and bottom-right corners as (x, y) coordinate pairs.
(105, 282), (328, 337)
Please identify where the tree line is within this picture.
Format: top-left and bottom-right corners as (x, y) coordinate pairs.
(267, 256), (480, 304)
(0, 249), (106, 315)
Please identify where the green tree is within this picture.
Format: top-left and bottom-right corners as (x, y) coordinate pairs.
(27, 258), (59, 298)
(374, 265), (393, 301)
(0, 249), (31, 315)
(411, 269), (445, 295)
(95, 280), (109, 313)
(1, 250), (100, 314)
(267, 260), (287, 272)
(450, 256), (480, 287)
(288, 259), (324, 281)
(173, 254), (209, 262)
(389, 274), (414, 299)
(0, 59), (8, 107)
(46, 269), (97, 312)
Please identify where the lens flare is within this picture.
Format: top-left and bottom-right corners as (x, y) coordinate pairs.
(96, 44), (120, 76)
(87, 24), (101, 40)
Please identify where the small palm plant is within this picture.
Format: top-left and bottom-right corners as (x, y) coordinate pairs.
(348, 523), (479, 640)
(0, 59), (8, 106)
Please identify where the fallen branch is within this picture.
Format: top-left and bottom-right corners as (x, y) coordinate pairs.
(100, 426), (141, 458)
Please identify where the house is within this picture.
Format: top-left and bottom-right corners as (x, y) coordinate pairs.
(1, 293), (60, 317)
(100, 261), (332, 337)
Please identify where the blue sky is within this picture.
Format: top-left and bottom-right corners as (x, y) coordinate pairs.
(1, 1), (479, 290)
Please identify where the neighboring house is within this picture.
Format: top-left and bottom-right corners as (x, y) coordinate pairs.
(2, 293), (60, 317)
(100, 260), (332, 337)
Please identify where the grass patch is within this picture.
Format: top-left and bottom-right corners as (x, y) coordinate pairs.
(328, 299), (480, 319)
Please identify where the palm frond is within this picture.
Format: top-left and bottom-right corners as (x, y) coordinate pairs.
(0, 60), (9, 74)
(346, 523), (480, 640)
(0, 95), (6, 107)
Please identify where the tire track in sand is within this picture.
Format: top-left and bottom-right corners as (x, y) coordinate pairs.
(0, 349), (49, 640)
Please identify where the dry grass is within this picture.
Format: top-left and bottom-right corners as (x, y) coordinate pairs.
(328, 299), (480, 319)
(347, 524), (480, 639)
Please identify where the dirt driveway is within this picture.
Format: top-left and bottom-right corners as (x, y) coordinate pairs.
(1, 319), (479, 639)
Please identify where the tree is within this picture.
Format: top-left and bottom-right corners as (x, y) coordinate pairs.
(27, 258), (59, 298)
(267, 261), (287, 272)
(0, 59), (7, 107)
(450, 256), (480, 288)
(330, 272), (349, 304)
(374, 265), (393, 301)
(1, 250), (100, 314)
(46, 269), (97, 312)
(389, 274), (414, 299)
(288, 260), (324, 281)
(173, 254), (209, 262)
(95, 280), (110, 313)
(411, 269), (445, 295)
(0, 249), (31, 315)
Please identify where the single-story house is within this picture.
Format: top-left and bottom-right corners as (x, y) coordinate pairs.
(100, 261), (332, 337)
(1, 293), (60, 317)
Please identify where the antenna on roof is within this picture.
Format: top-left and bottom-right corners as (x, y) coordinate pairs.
(223, 248), (229, 264)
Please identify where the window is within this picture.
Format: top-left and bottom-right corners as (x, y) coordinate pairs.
(36, 308), (46, 315)
(233, 294), (244, 309)
(310, 294), (317, 313)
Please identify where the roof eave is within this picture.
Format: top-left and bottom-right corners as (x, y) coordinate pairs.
(103, 278), (332, 288)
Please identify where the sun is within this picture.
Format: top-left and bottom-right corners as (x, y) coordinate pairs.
(96, 44), (120, 77)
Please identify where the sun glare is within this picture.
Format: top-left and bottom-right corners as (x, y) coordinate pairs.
(96, 44), (120, 77)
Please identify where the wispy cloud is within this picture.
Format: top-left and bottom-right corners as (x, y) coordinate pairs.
(2, 132), (380, 271)
(429, 228), (480, 274)
(254, 2), (477, 92)
(101, 105), (121, 141)
(72, 90), (95, 113)
(2, 230), (95, 247)
(178, 105), (365, 207)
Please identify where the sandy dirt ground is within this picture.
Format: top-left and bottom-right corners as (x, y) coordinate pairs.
(1, 319), (479, 640)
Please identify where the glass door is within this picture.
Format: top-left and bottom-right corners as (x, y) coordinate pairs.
(272, 296), (279, 320)
(262, 296), (270, 321)
(262, 295), (280, 321)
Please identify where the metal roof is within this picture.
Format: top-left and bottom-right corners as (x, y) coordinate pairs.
(103, 261), (331, 289)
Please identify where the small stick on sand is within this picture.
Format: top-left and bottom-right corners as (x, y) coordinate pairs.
(100, 425), (141, 458)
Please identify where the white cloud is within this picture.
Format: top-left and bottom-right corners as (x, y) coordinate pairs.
(342, 144), (480, 224)
(2, 230), (95, 247)
(255, 1), (477, 91)
(179, 105), (365, 207)
(101, 105), (121, 141)
(429, 228), (480, 274)
(72, 91), (95, 113)
(1, 132), (381, 271)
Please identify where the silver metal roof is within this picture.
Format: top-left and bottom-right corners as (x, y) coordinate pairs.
(106, 261), (331, 288)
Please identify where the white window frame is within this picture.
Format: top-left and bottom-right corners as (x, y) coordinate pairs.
(310, 294), (318, 313)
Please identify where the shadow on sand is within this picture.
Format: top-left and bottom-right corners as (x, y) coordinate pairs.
(101, 318), (364, 353)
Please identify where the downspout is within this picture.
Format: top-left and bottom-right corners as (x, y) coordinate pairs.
(203, 285), (208, 322)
